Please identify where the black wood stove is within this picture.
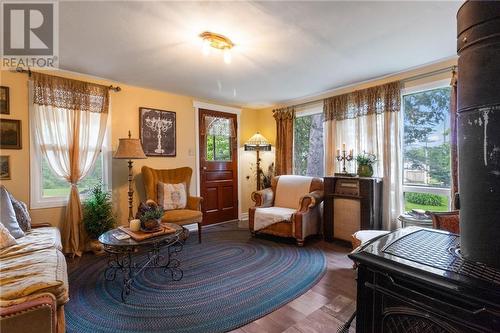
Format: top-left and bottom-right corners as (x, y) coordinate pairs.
(349, 227), (500, 333)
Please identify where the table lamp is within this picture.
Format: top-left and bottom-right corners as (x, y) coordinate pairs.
(244, 132), (272, 190)
(113, 130), (147, 221)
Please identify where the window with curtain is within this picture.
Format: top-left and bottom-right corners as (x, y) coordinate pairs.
(402, 85), (452, 212)
(29, 75), (111, 209)
(293, 105), (324, 177)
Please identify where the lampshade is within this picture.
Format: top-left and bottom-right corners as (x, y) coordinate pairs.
(244, 132), (271, 151)
(114, 137), (147, 159)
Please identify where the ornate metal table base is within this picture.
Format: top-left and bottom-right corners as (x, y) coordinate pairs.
(102, 236), (184, 302)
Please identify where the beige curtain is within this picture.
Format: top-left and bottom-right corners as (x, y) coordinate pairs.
(273, 107), (295, 175)
(450, 68), (459, 209)
(31, 72), (109, 256)
(324, 81), (402, 230)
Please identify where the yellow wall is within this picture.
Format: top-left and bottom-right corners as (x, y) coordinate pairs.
(0, 69), (260, 227)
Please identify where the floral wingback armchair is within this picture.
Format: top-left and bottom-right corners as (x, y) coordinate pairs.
(249, 175), (324, 246)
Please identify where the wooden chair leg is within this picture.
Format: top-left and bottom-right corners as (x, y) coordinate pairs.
(197, 222), (202, 243)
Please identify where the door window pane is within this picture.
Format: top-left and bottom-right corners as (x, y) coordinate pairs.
(206, 135), (231, 161)
(293, 113), (324, 177)
(204, 115), (233, 162)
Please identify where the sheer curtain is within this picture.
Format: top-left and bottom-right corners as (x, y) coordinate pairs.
(324, 81), (402, 230)
(450, 68), (459, 209)
(273, 107), (295, 175)
(31, 72), (109, 256)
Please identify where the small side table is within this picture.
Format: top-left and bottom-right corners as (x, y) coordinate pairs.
(398, 213), (432, 228)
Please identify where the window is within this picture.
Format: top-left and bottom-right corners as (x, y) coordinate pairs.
(41, 153), (104, 198)
(293, 104), (324, 177)
(30, 119), (111, 209)
(402, 84), (451, 212)
(204, 116), (232, 161)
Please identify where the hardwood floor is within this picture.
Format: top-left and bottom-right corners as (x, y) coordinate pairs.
(228, 224), (357, 333)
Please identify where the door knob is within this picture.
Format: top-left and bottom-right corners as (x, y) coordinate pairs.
(203, 167), (207, 170)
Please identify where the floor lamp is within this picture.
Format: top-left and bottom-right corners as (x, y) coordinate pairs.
(113, 130), (147, 221)
(244, 132), (272, 190)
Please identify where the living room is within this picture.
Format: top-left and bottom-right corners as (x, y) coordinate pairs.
(1, 1), (499, 333)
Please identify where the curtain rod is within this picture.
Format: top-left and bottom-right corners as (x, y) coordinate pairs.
(11, 67), (122, 92)
(286, 65), (457, 109)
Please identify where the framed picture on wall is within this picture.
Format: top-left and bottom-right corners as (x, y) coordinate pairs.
(0, 156), (10, 180)
(0, 86), (9, 115)
(139, 107), (176, 157)
(0, 119), (21, 149)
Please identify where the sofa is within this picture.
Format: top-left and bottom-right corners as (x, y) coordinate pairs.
(249, 175), (324, 246)
(0, 201), (68, 333)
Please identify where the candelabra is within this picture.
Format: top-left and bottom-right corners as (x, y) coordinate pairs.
(144, 116), (173, 154)
(336, 148), (354, 175)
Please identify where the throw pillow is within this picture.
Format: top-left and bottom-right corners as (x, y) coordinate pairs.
(0, 223), (16, 249)
(0, 186), (25, 238)
(158, 182), (187, 210)
(8, 192), (32, 232)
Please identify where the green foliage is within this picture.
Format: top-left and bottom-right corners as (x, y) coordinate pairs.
(42, 155), (104, 196)
(404, 87), (451, 145)
(355, 152), (377, 166)
(293, 113), (324, 177)
(82, 183), (116, 239)
(206, 135), (231, 161)
(294, 115), (312, 175)
(403, 87), (452, 187)
(406, 192), (443, 206)
(140, 206), (164, 221)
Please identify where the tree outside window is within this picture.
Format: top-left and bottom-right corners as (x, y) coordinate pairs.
(403, 86), (451, 212)
(294, 113), (324, 177)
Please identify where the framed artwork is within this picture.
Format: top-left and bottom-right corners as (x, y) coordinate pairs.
(0, 86), (9, 115)
(0, 156), (10, 180)
(139, 107), (176, 157)
(0, 119), (22, 149)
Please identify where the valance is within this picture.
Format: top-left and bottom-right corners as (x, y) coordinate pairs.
(200, 115), (236, 137)
(32, 72), (109, 113)
(273, 106), (295, 120)
(323, 81), (402, 121)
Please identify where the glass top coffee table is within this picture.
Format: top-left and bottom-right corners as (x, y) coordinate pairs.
(99, 223), (187, 302)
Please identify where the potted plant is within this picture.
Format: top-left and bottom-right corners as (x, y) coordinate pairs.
(355, 152), (377, 177)
(139, 202), (164, 232)
(82, 183), (116, 255)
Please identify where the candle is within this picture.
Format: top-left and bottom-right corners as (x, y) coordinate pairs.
(130, 219), (141, 232)
(342, 143), (346, 151)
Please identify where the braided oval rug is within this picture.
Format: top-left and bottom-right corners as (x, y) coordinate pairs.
(65, 225), (326, 333)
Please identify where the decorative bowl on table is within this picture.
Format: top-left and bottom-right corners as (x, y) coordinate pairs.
(141, 218), (162, 233)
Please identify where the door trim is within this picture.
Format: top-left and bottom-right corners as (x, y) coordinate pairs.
(193, 101), (242, 220)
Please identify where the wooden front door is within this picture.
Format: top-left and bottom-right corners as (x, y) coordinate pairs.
(199, 109), (238, 225)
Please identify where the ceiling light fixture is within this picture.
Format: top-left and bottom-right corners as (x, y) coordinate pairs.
(199, 31), (234, 64)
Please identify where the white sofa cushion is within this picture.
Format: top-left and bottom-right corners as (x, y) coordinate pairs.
(274, 175), (313, 209)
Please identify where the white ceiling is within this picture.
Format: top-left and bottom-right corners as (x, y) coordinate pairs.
(59, 1), (462, 108)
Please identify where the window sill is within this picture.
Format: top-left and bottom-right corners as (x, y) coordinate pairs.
(30, 199), (67, 210)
